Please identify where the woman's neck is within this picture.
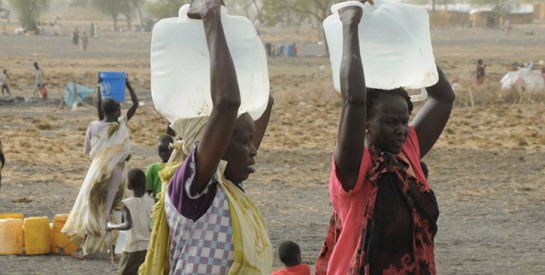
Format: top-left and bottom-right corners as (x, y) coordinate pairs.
(102, 115), (118, 122)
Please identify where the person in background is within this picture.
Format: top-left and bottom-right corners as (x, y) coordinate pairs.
(33, 62), (46, 98)
(314, 1), (454, 274)
(80, 31), (89, 51)
(62, 77), (139, 260)
(0, 69), (11, 96)
(107, 168), (154, 275)
(476, 59), (487, 85)
(72, 27), (79, 45)
(145, 135), (174, 201)
(272, 241), (311, 275)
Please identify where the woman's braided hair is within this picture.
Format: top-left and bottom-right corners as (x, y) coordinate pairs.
(366, 88), (413, 117)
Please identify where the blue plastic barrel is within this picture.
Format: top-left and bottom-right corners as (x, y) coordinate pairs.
(286, 44), (295, 57)
(98, 72), (126, 102)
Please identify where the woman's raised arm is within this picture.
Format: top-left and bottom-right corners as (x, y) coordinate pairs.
(334, 5), (368, 192)
(411, 66), (455, 158)
(189, 0), (241, 195)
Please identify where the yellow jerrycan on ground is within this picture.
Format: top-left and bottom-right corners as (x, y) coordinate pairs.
(51, 214), (79, 255)
(23, 216), (51, 255)
(0, 217), (24, 255)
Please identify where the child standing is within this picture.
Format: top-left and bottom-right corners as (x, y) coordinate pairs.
(1, 69), (11, 96)
(272, 241), (311, 275)
(107, 168), (154, 275)
(145, 135), (173, 201)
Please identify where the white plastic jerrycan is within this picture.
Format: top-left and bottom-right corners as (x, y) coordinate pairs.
(323, 0), (438, 101)
(151, 4), (269, 122)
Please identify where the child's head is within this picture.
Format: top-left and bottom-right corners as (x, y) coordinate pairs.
(157, 134), (174, 163)
(128, 168), (146, 195)
(477, 59), (483, 65)
(102, 97), (121, 118)
(278, 241), (301, 267)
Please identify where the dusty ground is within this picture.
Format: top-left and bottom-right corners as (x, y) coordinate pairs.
(0, 17), (545, 274)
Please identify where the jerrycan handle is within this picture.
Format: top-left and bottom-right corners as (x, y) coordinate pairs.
(330, 1), (372, 16)
(178, 4), (227, 20)
(178, 4), (190, 19)
(410, 88), (428, 102)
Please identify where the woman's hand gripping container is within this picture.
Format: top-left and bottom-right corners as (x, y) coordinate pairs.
(150, 4), (269, 122)
(323, 0), (438, 101)
(98, 72), (127, 103)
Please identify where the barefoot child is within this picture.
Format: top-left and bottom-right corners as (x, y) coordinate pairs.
(272, 241), (311, 275)
(107, 168), (154, 275)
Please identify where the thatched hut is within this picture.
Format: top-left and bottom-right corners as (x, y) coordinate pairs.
(429, 10), (470, 27)
(534, 2), (545, 19)
(470, 10), (497, 28)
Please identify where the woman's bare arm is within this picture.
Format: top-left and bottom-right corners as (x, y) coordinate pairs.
(190, 0), (241, 195)
(411, 66), (455, 158)
(334, 5), (368, 192)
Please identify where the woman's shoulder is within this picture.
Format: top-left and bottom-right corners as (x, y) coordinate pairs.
(402, 126), (420, 158)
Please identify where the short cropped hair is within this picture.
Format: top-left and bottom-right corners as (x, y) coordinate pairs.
(158, 134), (173, 145)
(278, 241), (301, 267)
(128, 168), (146, 191)
(367, 88), (413, 118)
(102, 98), (120, 116)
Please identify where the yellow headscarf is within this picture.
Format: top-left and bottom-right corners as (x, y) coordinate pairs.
(139, 117), (208, 275)
(139, 117), (272, 274)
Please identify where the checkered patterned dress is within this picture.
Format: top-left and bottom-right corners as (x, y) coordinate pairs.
(165, 182), (234, 274)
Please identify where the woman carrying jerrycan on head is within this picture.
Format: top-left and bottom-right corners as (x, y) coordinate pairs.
(62, 76), (139, 260)
(315, 0), (454, 274)
(140, 0), (275, 274)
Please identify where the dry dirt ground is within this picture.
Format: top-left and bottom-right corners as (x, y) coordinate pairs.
(0, 19), (545, 274)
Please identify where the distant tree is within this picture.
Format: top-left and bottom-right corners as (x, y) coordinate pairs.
(226, 0), (265, 24)
(262, 0), (341, 28)
(145, 0), (188, 19)
(261, 0), (342, 54)
(91, 0), (143, 31)
(130, 0), (146, 28)
(92, 0), (125, 30)
(8, 0), (50, 32)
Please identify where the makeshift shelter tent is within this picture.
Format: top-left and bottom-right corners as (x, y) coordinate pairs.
(64, 81), (94, 109)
